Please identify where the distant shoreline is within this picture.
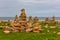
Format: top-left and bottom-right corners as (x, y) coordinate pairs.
(2, 19), (60, 22)
(0, 17), (60, 22)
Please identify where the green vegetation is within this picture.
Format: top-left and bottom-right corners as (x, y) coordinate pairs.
(0, 27), (60, 40)
(0, 22), (60, 40)
(0, 22), (12, 27)
(0, 22), (7, 26)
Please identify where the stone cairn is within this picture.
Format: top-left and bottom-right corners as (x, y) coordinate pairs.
(51, 16), (55, 22)
(45, 17), (49, 22)
(12, 9), (27, 32)
(28, 16), (33, 23)
(33, 16), (39, 24)
(51, 16), (55, 21)
(14, 15), (18, 22)
(19, 9), (26, 21)
(4, 9), (56, 34)
(10, 9), (42, 32)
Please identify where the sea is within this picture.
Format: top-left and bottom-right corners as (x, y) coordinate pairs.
(0, 17), (60, 21)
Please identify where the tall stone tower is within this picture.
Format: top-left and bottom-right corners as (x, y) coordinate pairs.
(33, 16), (39, 23)
(28, 16), (33, 22)
(52, 16), (55, 21)
(14, 15), (18, 22)
(19, 9), (26, 21)
(45, 17), (49, 21)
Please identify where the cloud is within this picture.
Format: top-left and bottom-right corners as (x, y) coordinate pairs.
(0, 0), (60, 17)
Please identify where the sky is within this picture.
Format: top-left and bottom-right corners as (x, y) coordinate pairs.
(0, 0), (60, 17)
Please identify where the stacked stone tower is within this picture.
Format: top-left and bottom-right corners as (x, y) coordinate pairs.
(19, 9), (26, 21)
(14, 15), (18, 22)
(33, 16), (39, 23)
(52, 16), (55, 21)
(45, 17), (49, 21)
